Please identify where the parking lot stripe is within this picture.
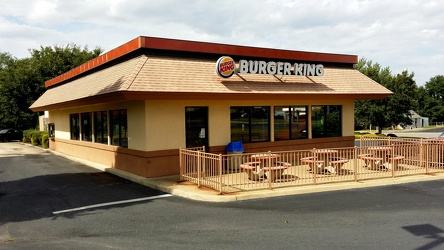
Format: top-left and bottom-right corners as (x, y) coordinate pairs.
(52, 194), (173, 214)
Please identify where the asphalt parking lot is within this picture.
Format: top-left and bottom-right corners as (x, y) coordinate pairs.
(2, 142), (444, 249)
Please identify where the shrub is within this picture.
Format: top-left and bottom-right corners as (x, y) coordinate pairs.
(31, 132), (39, 146)
(22, 129), (34, 143)
(23, 129), (48, 147)
(42, 134), (49, 149)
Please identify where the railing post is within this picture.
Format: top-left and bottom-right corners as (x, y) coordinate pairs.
(268, 151), (272, 190)
(420, 138), (428, 174)
(197, 151), (201, 187)
(313, 148), (317, 185)
(391, 145), (395, 178)
(179, 148), (183, 181)
(219, 154), (223, 194)
(354, 146), (358, 182)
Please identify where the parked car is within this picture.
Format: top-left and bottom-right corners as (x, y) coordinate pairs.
(0, 129), (23, 142)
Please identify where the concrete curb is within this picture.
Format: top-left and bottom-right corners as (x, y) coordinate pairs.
(106, 166), (444, 202)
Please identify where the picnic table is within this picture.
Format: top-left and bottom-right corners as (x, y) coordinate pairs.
(301, 149), (349, 174)
(240, 153), (291, 181)
(359, 146), (405, 170)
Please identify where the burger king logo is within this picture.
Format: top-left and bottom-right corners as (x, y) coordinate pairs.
(215, 56), (235, 78)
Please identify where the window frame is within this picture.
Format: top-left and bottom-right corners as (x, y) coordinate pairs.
(274, 106), (308, 141)
(94, 111), (108, 144)
(81, 112), (92, 142)
(311, 105), (342, 138)
(110, 109), (128, 148)
(70, 113), (80, 140)
(230, 106), (270, 143)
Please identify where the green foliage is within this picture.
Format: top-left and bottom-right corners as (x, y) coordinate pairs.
(23, 129), (48, 147)
(31, 134), (39, 146)
(354, 133), (384, 139)
(22, 129), (34, 143)
(354, 58), (417, 133)
(0, 45), (103, 130)
(417, 75), (444, 123)
(41, 134), (49, 149)
(29, 44), (103, 83)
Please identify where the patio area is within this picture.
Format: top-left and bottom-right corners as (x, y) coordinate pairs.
(180, 137), (444, 194)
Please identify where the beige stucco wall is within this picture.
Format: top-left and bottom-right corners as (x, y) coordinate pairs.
(47, 101), (146, 150)
(145, 100), (234, 151)
(144, 98), (355, 151)
(49, 109), (71, 140)
(341, 99), (355, 137)
(47, 98), (354, 152)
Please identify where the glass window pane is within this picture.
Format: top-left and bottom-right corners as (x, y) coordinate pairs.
(274, 106), (290, 140)
(111, 110), (120, 146)
(230, 106), (269, 143)
(70, 113), (79, 140)
(94, 111), (108, 144)
(110, 109), (128, 148)
(291, 106), (308, 139)
(312, 105), (342, 138)
(81, 112), (92, 142)
(275, 106), (307, 140)
(120, 110), (128, 148)
(230, 107), (250, 143)
(251, 107), (269, 142)
(185, 107), (208, 148)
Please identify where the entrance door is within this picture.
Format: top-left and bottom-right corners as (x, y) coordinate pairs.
(185, 107), (209, 149)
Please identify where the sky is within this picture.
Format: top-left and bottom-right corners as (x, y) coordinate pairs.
(1, 0), (443, 86)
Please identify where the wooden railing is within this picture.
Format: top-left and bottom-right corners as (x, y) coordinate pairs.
(180, 138), (444, 194)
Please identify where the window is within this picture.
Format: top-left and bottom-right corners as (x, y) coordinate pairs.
(274, 106), (308, 140)
(81, 112), (92, 142)
(110, 109), (128, 147)
(311, 105), (342, 138)
(70, 113), (80, 140)
(94, 111), (108, 144)
(230, 106), (269, 143)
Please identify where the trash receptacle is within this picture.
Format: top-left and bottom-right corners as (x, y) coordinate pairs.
(226, 141), (244, 154)
(226, 141), (244, 171)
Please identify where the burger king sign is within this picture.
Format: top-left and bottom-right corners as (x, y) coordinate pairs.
(215, 56), (235, 78)
(215, 56), (324, 78)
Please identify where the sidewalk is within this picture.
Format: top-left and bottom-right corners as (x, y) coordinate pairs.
(48, 147), (444, 202)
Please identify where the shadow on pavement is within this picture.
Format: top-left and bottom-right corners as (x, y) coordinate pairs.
(0, 154), (166, 224)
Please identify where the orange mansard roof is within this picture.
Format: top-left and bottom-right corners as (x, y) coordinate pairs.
(30, 36), (391, 112)
(44, 36), (358, 88)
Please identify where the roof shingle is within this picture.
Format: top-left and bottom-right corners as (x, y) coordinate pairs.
(30, 55), (392, 110)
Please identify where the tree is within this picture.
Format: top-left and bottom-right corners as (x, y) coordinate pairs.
(0, 45), (103, 130)
(417, 75), (444, 123)
(0, 57), (40, 129)
(354, 58), (416, 133)
(386, 70), (418, 126)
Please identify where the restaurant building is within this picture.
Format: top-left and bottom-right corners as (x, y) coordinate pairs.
(30, 36), (392, 178)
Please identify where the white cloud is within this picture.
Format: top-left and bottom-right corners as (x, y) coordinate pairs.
(0, 0), (443, 85)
